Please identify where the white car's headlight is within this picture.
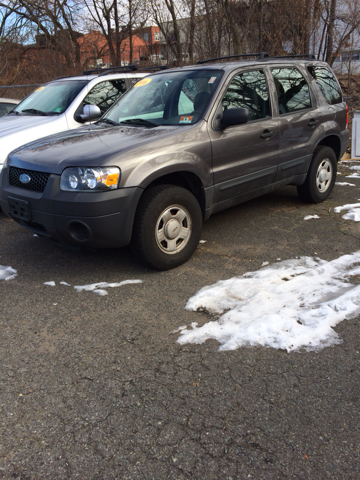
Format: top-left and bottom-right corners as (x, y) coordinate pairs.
(60, 167), (120, 192)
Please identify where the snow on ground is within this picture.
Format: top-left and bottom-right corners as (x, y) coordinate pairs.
(304, 215), (320, 220)
(177, 252), (360, 353)
(335, 182), (355, 186)
(74, 279), (142, 296)
(43, 279), (142, 295)
(334, 202), (360, 222)
(0, 265), (17, 281)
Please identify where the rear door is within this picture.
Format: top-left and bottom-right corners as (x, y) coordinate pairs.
(271, 65), (323, 181)
(208, 68), (279, 207)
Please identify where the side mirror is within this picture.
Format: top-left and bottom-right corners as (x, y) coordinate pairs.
(80, 104), (102, 122)
(221, 107), (249, 127)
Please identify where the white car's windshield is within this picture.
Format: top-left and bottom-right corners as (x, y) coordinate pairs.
(104, 70), (223, 127)
(13, 80), (88, 116)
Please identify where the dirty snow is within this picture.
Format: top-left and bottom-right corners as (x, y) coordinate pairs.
(334, 202), (360, 222)
(177, 252), (360, 353)
(335, 182), (355, 186)
(0, 265), (17, 281)
(304, 215), (320, 220)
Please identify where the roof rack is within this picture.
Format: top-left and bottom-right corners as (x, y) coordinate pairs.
(83, 64), (138, 75)
(197, 52), (270, 65)
(268, 54), (317, 60)
(136, 65), (168, 72)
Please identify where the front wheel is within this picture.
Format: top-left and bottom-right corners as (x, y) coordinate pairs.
(131, 185), (203, 270)
(297, 146), (337, 203)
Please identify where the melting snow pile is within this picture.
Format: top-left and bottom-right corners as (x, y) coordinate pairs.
(304, 215), (319, 220)
(334, 202), (360, 222)
(177, 252), (360, 353)
(0, 265), (17, 281)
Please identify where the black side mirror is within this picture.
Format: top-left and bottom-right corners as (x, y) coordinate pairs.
(221, 107), (249, 127)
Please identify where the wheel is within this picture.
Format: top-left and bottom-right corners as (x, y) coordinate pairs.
(131, 185), (203, 270)
(297, 146), (337, 203)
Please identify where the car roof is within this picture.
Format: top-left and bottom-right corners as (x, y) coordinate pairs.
(149, 58), (330, 76)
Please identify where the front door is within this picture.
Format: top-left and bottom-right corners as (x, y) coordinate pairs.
(209, 68), (279, 209)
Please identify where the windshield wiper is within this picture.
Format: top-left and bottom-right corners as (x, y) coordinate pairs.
(98, 118), (119, 126)
(8, 110), (20, 115)
(20, 108), (49, 116)
(119, 118), (159, 128)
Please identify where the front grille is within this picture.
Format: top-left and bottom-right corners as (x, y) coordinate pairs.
(9, 167), (50, 192)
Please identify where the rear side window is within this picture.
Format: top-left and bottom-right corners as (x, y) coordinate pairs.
(307, 66), (342, 105)
(222, 70), (271, 121)
(272, 67), (311, 114)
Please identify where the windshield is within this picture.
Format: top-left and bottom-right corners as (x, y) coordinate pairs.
(13, 79), (88, 116)
(105, 70), (223, 126)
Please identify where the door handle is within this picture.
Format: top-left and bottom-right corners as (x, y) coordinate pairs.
(260, 130), (274, 139)
(308, 119), (318, 127)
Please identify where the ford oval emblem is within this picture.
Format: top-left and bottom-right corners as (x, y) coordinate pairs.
(19, 173), (31, 184)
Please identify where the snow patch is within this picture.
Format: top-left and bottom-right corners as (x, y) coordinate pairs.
(177, 252), (360, 353)
(44, 281), (56, 286)
(304, 215), (320, 220)
(74, 279), (143, 295)
(335, 182), (355, 186)
(334, 202), (360, 222)
(0, 265), (17, 281)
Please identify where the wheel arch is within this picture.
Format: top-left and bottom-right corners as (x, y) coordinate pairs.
(139, 171), (206, 218)
(315, 135), (342, 161)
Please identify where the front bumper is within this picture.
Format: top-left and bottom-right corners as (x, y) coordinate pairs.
(0, 166), (143, 248)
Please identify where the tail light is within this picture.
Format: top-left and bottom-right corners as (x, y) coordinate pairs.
(346, 104), (349, 129)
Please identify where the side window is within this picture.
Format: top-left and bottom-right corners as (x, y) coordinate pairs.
(83, 80), (127, 114)
(272, 67), (311, 114)
(307, 66), (342, 105)
(222, 70), (271, 121)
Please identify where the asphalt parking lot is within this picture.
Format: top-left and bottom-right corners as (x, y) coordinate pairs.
(0, 160), (359, 479)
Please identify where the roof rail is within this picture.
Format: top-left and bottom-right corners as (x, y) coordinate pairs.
(136, 65), (169, 72)
(196, 52), (270, 65)
(83, 65), (138, 75)
(269, 54), (317, 60)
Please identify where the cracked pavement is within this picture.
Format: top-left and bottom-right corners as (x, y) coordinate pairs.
(0, 161), (359, 479)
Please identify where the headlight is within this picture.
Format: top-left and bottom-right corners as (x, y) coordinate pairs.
(60, 167), (120, 192)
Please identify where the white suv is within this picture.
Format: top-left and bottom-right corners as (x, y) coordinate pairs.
(0, 67), (147, 172)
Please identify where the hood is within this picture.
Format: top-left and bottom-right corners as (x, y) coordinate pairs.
(0, 114), (60, 136)
(8, 124), (181, 174)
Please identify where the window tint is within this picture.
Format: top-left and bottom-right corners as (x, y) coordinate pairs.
(272, 67), (311, 114)
(307, 66), (342, 105)
(222, 70), (270, 121)
(83, 80), (127, 114)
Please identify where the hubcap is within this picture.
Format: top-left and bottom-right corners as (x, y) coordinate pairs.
(155, 205), (192, 254)
(316, 159), (332, 193)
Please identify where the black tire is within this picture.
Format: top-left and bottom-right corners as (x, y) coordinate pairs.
(297, 146), (337, 203)
(131, 185), (203, 270)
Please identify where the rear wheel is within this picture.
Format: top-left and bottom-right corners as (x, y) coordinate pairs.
(297, 146), (337, 203)
(131, 185), (203, 270)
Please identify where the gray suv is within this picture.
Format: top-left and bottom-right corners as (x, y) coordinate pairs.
(0, 54), (349, 270)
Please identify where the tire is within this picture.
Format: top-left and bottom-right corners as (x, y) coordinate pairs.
(297, 146), (337, 203)
(131, 185), (203, 270)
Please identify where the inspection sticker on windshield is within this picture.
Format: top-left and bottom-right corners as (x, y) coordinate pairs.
(208, 77), (217, 84)
(179, 116), (193, 124)
(35, 86), (44, 92)
(134, 78), (151, 87)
